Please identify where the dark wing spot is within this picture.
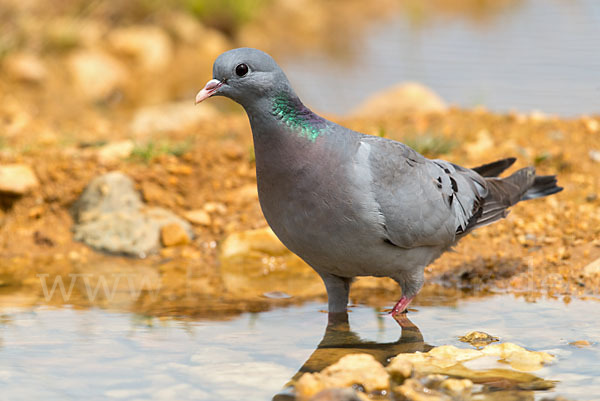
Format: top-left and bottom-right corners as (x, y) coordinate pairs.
(444, 168), (451, 174)
(435, 177), (442, 188)
(449, 193), (454, 206)
(450, 176), (458, 192)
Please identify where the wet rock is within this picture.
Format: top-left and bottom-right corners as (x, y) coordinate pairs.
(108, 26), (173, 72)
(68, 49), (128, 101)
(3, 52), (47, 83)
(183, 209), (212, 226)
(308, 388), (364, 401)
(569, 340), (591, 348)
(0, 164), (39, 195)
(71, 172), (192, 257)
(439, 378), (473, 398)
(386, 357), (413, 382)
(160, 223), (191, 247)
(220, 227), (288, 259)
(295, 354), (389, 400)
(350, 82), (447, 118)
(388, 343), (553, 388)
(481, 343), (554, 371)
(97, 140), (134, 164)
(459, 331), (499, 347)
(130, 101), (217, 137)
(392, 378), (449, 401)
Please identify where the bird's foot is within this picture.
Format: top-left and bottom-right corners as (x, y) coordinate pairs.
(390, 296), (414, 317)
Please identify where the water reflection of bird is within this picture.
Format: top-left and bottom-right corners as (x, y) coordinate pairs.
(272, 311), (431, 400)
(196, 48), (562, 319)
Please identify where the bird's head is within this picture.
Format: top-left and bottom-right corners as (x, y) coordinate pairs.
(195, 47), (291, 107)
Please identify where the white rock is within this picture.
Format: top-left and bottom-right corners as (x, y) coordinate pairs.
(108, 26), (173, 72)
(351, 82), (447, 118)
(589, 150), (600, 163)
(68, 49), (128, 101)
(583, 257), (600, 276)
(0, 164), (39, 195)
(130, 101), (217, 137)
(97, 140), (135, 164)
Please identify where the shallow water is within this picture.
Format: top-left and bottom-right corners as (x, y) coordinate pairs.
(283, 0), (600, 117)
(1, 295), (598, 400)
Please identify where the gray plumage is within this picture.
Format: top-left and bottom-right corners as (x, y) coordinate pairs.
(196, 48), (562, 315)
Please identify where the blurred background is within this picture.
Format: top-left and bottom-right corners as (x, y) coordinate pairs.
(1, 2), (600, 400)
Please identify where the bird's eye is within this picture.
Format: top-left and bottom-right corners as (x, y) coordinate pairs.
(235, 63), (249, 77)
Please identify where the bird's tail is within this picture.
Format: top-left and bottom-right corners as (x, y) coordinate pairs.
(473, 167), (562, 229)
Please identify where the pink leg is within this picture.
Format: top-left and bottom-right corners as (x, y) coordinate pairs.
(390, 295), (414, 317)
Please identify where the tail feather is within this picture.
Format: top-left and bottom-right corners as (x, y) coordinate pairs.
(522, 174), (563, 200)
(471, 157), (516, 177)
(466, 166), (562, 232)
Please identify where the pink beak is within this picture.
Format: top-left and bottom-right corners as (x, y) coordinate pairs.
(195, 79), (223, 104)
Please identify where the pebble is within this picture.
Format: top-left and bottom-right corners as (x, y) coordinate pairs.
(160, 223), (191, 247)
(0, 164), (39, 195)
(97, 140), (134, 164)
(583, 257), (600, 277)
(569, 340), (591, 348)
(184, 209), (212, 226)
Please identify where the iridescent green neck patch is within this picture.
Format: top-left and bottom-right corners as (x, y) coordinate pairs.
(271, 93), (324, 142)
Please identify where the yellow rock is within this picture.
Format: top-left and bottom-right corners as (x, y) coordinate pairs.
(0, 164), (39, 195)
(184, 209), (212, 226)
(160, 223), (191, 247)
(459, 331), (499, 347)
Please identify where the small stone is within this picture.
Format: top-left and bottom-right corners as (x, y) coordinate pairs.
(184, 209), (212, 226)
(3, 52), (47, 83)
(583, 257), (600, 276)
(0, 164), (39, 195)
(160, 223), (191, 247)
(351, 82), (447, 118)
(459, 331), (499, 347)
(97, 140), (134, 164)
(68, 49), (128, 101)
(203, 202), (227, 214)
(589, 150), (600, 163)
(569, 340), (591, 348)
(585, 193), (597, 202)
